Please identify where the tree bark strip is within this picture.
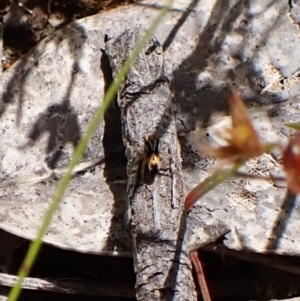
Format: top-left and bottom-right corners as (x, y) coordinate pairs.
(105, 26), (196, 301)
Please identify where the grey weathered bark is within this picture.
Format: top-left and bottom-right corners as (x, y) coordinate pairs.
(105, 27), (196, 301)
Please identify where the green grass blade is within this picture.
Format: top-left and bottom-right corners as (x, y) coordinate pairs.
(8, 1), (174, 300)
(285, 123), (300, 131)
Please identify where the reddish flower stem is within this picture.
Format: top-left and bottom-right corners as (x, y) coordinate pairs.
(190, 250), (212, 301)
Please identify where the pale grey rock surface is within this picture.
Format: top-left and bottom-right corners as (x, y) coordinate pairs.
(0, 0), (299, 259)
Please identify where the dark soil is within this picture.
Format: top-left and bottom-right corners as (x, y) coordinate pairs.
(1, 0), (130, 69)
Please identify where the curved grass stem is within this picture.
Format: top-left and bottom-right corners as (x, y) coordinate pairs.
(185, 163), (243, 211)
(8, 2), (174, 300)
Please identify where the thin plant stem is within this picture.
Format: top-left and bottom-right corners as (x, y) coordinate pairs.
(190, 250), (212, 301)
(285, 123), (300, 131)
(185, 163), (243, 211)
(8, 2), (174, 300)
(235, 171), (286, 183)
